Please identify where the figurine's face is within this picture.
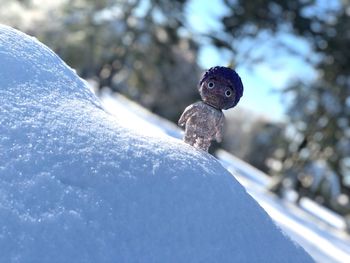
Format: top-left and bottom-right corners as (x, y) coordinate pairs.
(199, 76), (236, 110)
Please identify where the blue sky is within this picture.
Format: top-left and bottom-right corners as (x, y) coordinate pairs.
(186, 0), (318, 121)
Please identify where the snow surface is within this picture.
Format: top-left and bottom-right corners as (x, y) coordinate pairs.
(101, 93), (350, 263)
(0, 25), (314, 262)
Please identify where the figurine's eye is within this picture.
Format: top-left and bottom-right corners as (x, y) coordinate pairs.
(208, 82), (215, 89)
(225, 90), (232, 97)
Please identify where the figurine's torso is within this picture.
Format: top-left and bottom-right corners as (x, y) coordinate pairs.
(185, 101), (223, 138)
(178, 101), (224, 151)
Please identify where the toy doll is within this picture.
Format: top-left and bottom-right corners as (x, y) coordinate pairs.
(178, 66), (243, 151)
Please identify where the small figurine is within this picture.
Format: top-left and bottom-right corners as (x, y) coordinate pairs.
(178, 66), (243, 152)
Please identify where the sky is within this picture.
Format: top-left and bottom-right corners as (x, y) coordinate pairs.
(186, 0), (318, 122)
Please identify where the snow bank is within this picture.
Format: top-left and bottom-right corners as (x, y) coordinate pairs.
(0, 25), (313, 262)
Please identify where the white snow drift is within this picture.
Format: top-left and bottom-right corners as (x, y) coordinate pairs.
(0, 25), (314, 262)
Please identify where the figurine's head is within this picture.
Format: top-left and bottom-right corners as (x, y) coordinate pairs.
(198, 66), (243, 110)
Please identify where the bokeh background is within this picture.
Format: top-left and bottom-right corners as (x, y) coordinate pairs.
(1, 0), (350, 225)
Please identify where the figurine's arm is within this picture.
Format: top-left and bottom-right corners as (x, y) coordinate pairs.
(178, 104), (198, 127)
(215, 114), (225, 142)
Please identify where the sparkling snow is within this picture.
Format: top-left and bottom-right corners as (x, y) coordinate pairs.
(0, 25), (314, 262)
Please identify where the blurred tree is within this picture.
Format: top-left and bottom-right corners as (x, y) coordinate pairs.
(54, 0), (201, 122)
(215, 0), (350, 212)
(0, 0), (200, 122)
(223, 109), (285, 174)
(246, 121), (285, 173)
(222, 108), (259, 160)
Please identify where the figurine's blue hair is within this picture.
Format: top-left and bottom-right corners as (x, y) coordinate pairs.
(199, 66), (244, 107)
